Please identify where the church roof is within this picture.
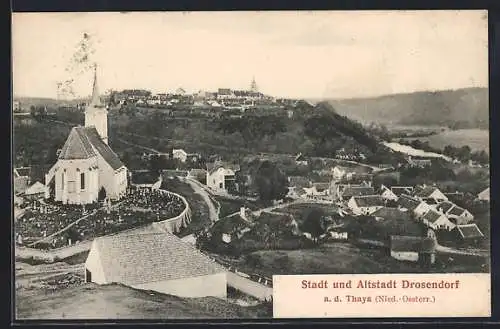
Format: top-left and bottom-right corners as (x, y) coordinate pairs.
(59, 126), (125, 170)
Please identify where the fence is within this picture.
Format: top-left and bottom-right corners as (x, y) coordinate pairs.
(151, 188), (192, 234)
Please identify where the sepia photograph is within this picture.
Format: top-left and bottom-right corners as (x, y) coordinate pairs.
(12, 10), (490, 320)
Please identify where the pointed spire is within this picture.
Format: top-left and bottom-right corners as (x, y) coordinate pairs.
(90, 63), (102, 106)
(250, 76), (258, 93)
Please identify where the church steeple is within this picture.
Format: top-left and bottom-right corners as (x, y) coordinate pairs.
(250, 76), (258, 93)
(85, 63), (108, 144)
(90, 64), (103, 107)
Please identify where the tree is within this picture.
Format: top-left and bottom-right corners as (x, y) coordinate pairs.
(252, 160), (288, 205)
(300, 208), (328, 243)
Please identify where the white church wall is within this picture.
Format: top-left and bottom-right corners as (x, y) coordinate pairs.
(55, 158), (99, 204)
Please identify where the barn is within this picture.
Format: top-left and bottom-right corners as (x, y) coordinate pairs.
(85, 231), (228, 298)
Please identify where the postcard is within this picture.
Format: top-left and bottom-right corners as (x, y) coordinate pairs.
(12, 10), (490, 320)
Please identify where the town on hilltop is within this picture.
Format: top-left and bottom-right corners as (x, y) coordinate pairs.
(14, 51), (491, 320)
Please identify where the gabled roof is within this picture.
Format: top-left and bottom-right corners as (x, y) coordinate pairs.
(15, 167), (31, 178)
(390, 235), (436, 253)
(391, 186), (414, 196)
(413, 185), (442, 199)
(206, 161), (240, 175)
(436, 201), (455, 214)
(478, 187), (490, 200)
(84, 127), (125, 170)
(456, 224), (484, 239)
(421, 209), (445, 224)
(59, 127), (97, 160)
(342, 186), (375, 198)
(397, 194), (422, 211)
(57, 126), (125, 171)
(447, 205), (468, 217)
(351, 195), (385, 207)
(372, 207), (412, 222)
(91, 232), (226, 286)
(24, 181), (46, 195)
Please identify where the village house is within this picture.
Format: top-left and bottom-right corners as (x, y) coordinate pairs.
(217, 88), (234, 101)
(334, 184), (375, 202)
(347, 195), (385, 215)
(295, 153), (308, 166)
(412, 185), (448, 204)
(420, 208), (456, 231)
(14, 167), (31, 196)
(286, 176), (311, 199)
(172, 149), (188, 163)
(390, 186), (414, 197)
(85, 230), (228, 298)
(406, 156), (432, 168)
(44, 66), (128, 204)
(435, 201), (474, 224)
(389, 235), (436, 267)
(303, 182), (331, 200)
(477, 187), (490, 202)
(23, 181), (47, 201)
(454, 223), (484, 243)
(332, 166), (348, 181)
(13, 100), (21, 112)
(206, 161), (240, 193)
(380, 185), (399, 201)
(397, 194), (433, 218)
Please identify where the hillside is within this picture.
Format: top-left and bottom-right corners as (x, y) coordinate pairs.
(321, 87), (488, 129)
(16, 283), (271, 319)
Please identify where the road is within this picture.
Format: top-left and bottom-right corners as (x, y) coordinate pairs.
(183, 177), (219, 223)
(436, 244), (489, 257)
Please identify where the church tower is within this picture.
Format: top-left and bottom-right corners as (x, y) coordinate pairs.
(250, 76), (258, 93)
(85, 64), (108, 144)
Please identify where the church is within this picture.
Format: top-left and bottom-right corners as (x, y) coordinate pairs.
(45, 65), (128, 204)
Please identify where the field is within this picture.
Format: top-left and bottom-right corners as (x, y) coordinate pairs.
(16, 280), (271, 319)
(397, 129), (489, 153)
(233, 242), (489, 278)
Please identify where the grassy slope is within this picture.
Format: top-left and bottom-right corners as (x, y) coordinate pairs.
(235, 242), (489, 278)
(326, 87), (488, 127)
(16, 283), (271, 320)
(398, 129), (489, 153)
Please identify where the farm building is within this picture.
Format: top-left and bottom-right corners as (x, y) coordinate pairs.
(420, 209), (455, 231)
(389, 235), (436, 267)
(455, 224), (484, 241)
(85, 231), (228, 298)
(397, 194), (432, 218)
(477, 187), (490, 202)
(335, 184), (375, 201)
(23, 181), (47, 200)
(412, 185), (448, 203)
(206, 161), (240, 193)
(14, 167), (31, 196)
(435, 201), (474, 224)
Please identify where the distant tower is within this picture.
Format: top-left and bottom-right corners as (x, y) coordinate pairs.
(85, 64), (108, 144)
(250, 76), (258, 93)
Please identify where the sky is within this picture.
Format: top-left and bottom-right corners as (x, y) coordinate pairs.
(12, 10), (488, 100)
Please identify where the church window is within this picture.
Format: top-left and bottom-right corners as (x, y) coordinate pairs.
(61, 173), (65, 189)
(81, 173), (85, 190)
(76, 168), (80, 172)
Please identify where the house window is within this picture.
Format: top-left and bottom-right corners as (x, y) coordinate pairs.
(219, 182), (223, 189)
(81, 173), (85, 190)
